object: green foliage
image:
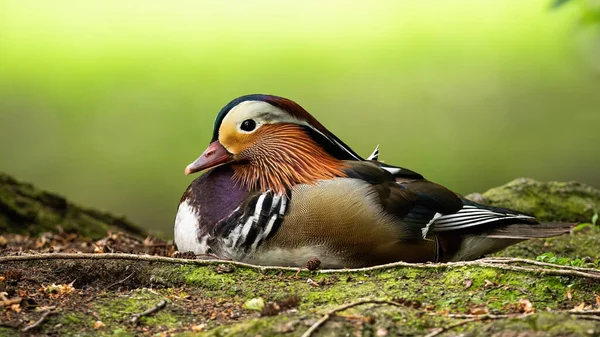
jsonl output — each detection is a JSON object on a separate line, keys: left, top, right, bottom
{"left": 536, "top": 252, "right": 600, "bottom": 268}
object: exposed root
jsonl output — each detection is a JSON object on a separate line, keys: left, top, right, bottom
{"left": 2, "top": 254, "right": 600, "bottom": 281}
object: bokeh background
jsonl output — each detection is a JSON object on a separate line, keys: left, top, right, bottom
{"left": 1, "top": 1, "right": 599, "bottom": 237}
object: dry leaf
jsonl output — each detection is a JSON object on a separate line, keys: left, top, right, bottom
{"left": 10, "top": 303, "right": 21, "bottom": 313}
{"left": 483, "top": 280, "right": 496, "bottom": 288}
{"left": 192, "top": 324, "right": 206, "bottom": 332}
{"left": 469, "top": 306, "right": 489, "bottom": 315}
{"left": 565, "top": 290, "right": 572, "bottom": 300}
{"left": 464, "top": 279, "right": 473, "bottom": 289}
{"left": 41, "top": 282, "right": 76, "bottom": 296}
{"left": 93, "top": 321, "right": 105, "bottom": 329}
{"left": 572, "top": 302, "right": 592, "bottom": 311}
{"left": 518, "top": 298, "right": 535, "bottom": 313}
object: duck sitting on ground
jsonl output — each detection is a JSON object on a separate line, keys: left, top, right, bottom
{"left": 174, "top": 94, "right": 573, "bottom": 268}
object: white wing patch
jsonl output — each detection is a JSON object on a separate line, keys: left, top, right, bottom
{"left": 422, "top": 212, "right": 443, "bottom": 238}
{"left": 433, "top": 205, "right": 535, "bottom": 231}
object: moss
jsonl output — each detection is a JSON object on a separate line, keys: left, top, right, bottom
{"left": 466, "top": 178, "right": 600, "bottom": 222}
{"left": 183, "top": 266, "right": 237, "bottom": 291}
{"left": 0, "top": 327, "right": 18, "bottom": 337}
{"left": 94, "top": 289, "right": 177, "bottom": 328}
{"left": 498, "top": 226, "right": 600, "bottom": 260}
{"left": 0, "top": 173, "right": 145, "bottom": 238}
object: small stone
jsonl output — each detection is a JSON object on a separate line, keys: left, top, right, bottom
{"left": 242, "top": 298, "right": 265, "bottom": 311}
{"left": 306, "top": 257, "right": 321, "bottom": 271}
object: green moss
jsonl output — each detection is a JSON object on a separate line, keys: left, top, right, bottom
{"left": 466, "top": 178, "right": 600, "bottom": 222}
{"left": 0, "top": 173, "right": 145, "bottom": 238}
{"left": 94, "top": 289, "right": 178, "bottom": 332}
{"left": 0, "top": 327, "right": 18, "bottom": 337}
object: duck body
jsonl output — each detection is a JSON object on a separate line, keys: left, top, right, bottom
{"left": 175, "top": 94, "right": 573, "bottom": 268}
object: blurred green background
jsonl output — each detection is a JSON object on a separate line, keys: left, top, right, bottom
{"left": 1, "top": 1, "right": 599, "bottom": 237}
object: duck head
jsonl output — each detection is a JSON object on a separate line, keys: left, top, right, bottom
{"left": 184, "top": 94, "right": 363, "bottom": 194}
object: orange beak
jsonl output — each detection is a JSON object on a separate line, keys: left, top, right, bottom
{"left": 184, "top": 141, "right": 234, "bottom": 175}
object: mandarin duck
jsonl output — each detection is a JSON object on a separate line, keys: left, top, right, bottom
{"left": 174, "top": 94, "right": 573, "bottom": 268}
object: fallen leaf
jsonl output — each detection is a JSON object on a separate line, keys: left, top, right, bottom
{"left": 10, "top": 303, "right": 21, "bottom": 313}
{"left": 464, "top": 279, "right": 473, "bottom": 289}
{"left": 572, "top": 302, "right": 593, "bottom": 311}
{"left": 565, "top": 290, "right": 572, "bottom": 300}
{"left": 469, "top": 306, "right": 489, "bottom": 315}
{"left": 483, "top": 279, "right": 496, "bottom": 288}
{"left": 517, "top": 298, "right": 535, "bottom": 313}
{"left": 93, "top": 321, "right": 105, "bottom": 329}
{"left": 192, "top": 324, "right": 206, "bottom": 332}
{"left": 41, "top": 282, "right": 75, "bottom": 297}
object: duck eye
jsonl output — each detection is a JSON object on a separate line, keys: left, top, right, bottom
{"left": 240, "top": 119, "right": 256, "bottom": 132}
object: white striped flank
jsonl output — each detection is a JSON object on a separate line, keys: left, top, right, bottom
{"left": 433, "top": 205, "right": 535, "bottom": 231}
{"left": 279, "top": 196, "right": 287, "bottom": 216}
{"left": 221, "top": 192, "right": 288, "bottom": 260}
{"left": 239, "top": 193, "right": 268, "bottom": 241}
{"left": 250, "top": 214, "right": 279, "bottom": 252}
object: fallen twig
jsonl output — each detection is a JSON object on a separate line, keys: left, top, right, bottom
{"left": 107, "top": 272, "right": 135, "bottom": 289}
{"left": 301, "top": 299, "right": 405, "bottom": 337}
{"left": 21, "top": 310, "right": 54, "bottom": 333}
{"left": 482, "top": 257, "right": 600, "bottom": 274}
{"left": 1, "top": 254, "right": 600, "bottom": 280}
{"left": 571, "top": 315, "right": 600, "bottom": 321}
{"left": 424, "top": 318, "right": 478, "bottom": 337}
{"left": 129, "top": 299, "right": 167, "bottom": 325}
{"left": 0, "top": 297, "right": 22, "bottom": 307}
{"left": 567, "top": 309, "right": 600, "bottom": 315}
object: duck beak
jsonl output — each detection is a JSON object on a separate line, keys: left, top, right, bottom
{"left": 184, "top": 141, "right": 234, "bottom": 175}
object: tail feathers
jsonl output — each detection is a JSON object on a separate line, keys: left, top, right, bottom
{"left": 485, "top": 222, "right": 575, "bottom": 240}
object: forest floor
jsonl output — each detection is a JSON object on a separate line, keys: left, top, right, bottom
{"left": 1, "top": 228, "right": 600, "bottom": 337}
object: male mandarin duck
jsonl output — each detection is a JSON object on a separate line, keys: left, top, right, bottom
{"left": 174, "top": 94, "right": 573, "bottom": 268}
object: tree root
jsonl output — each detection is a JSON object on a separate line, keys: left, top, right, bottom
{"left": 1, "top": 253, "right": 599, "bottom": 280}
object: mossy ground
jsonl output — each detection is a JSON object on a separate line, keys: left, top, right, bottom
{"left": 1, "top": 230, "right": 600, "bottom": 337}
